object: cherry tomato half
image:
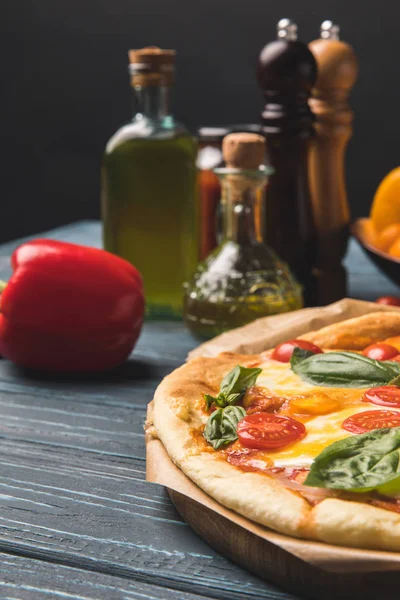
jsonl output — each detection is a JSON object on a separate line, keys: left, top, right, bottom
{"left": 362, "top": 343, "right": 399, "bottom": 361}
{"left": 376, "top": 296, "right": 400, "bottom": 306}
{"left": 271, "top": 339, "right": 323, "bottom": 363}
{"left": 237, "top": 412, "right": 306, "bottom": 450}
{"left": 342, "top": 410, "right": 400, "bottom": 434}
{"left": 363, "top": 385, "right": 400, "bottom": 408}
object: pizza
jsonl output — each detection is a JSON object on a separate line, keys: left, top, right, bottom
{"left": 152, "top": 312, "right": 400, "bottom": 552}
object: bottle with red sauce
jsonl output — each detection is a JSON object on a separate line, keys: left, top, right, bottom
{"left": 197, "top": 127, "right": 228, "bottom": 259}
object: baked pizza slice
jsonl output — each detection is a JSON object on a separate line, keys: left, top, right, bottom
{"left": 153, "top": 312, "right": 400, "bottom": 551}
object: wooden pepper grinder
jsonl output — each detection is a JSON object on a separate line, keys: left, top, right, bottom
{"left": 308, "top": 21, "right": 358, "bottom": 304}
{"left": 257, "top": 19, "right": 318, "bottom": 306}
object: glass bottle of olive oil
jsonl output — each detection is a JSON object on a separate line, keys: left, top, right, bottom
{"left": 102, "top": 47, "right": 198, "bottom": 319}
{"left": 183, "top": 133, "right": 303, "bottom": 339}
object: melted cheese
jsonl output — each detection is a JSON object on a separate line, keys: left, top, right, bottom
{"left": 257, "top": 361, "right": 315, "bottom": 392}
{"left": 255, "top": 357, "right": 400, "bottom": 468}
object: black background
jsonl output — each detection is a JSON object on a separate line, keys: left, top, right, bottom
{"left": 1, "top": 0, "right": 399, "bottom": 242}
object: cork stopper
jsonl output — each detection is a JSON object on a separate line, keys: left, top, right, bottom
{"left": 222, "top": 133, "right": 265, "bottom": 169}
{"left": 128, "top": 46, "right": 176, "bottom": 86}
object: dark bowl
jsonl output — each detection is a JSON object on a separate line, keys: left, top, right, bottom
{"left": 352, "top": 218, "right": 400, "bottom": 286}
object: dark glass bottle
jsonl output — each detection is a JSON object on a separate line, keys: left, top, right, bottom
{"left": 102, "top": 47, "right": 198, "bottom": 319}
{"left": 184, "top": 133, "right": 302, "bottom": 339}
{"left": 257, "top": 19, "right": 318, "bottom": 306}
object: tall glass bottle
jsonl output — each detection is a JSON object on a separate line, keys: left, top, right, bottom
{"left": 102, "top": 47, "right": 198, "bottom": 319}
{"left": 184, "top": 133, "right": 302, "bottom": 339}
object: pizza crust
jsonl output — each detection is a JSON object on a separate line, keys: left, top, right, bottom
{"left": 303, "top": 311, "right": 400, "bottom": 350}
{"left": 153, "top": 312, "right": 400, "bottom": 551}
{"left": 311, "top": 499, "right": 400, "bottom": 552}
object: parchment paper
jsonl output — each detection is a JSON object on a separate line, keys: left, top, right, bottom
{"left": 147, "top": 299, "right": 400, "bottom": 574}
{"left": 189, "top": 298, "right": 400, "bottom": 359}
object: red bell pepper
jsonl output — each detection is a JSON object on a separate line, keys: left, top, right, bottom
{"left": 0, "top": 239, "right": 145, "bottom": 371}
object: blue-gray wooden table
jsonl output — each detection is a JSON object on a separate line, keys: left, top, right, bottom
{"left": 1, "top": 221, "right": 398, "bottom": 600}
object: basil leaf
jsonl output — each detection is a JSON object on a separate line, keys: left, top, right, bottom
{"left": 305, "top": 427, "right": 400, "bottom": 493}
{"left": 389, "top": 374, "right": 400, "bottom": 387}
{"left": 205, "top": 365, "right": 262, "bottom": 410}
{"left": 210, "top": 393, "right": 242, "bottom": 408}
{"left": 204, "top": 406, "right": 246, "bottom": 450}
{"left": 291, "top": 351, "right": 400, "bottom": 388}
{"left": 290, "top": 347, "right": 316, "bottom": 368}
{"left": 224, "top": 392, "right": 242, "bottom": 406}
{"left": 204, "top": 392, "right": 241, "bottom": 410}
{"left": 220, "top": 366, "right": 262, "bottom": 398}
{"left": 204, "top": 394, "right": 217, "bottom": 410}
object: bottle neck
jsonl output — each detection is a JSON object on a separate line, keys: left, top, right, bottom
{"left": 218, "top": 173, "right": 266, "bottom": 245}
{"left": 133, "top": 85, "right": 172, "bottom": 121}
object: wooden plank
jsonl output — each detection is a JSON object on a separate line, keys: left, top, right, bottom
{"left": 1, "top": 552, "right": 215, "bottom": 600}
{"left": 0, "top": 350, "right": 295, "bottom": 598}
{"left": 0, "top": 438, "right": 294, "bottom": 600}
{"left": 0, "top": 388, "right": 147, "bottom": 458}
{"left": 4, "top": 220, "right": 391, "bottom": 599}
{"left": 0, "top": 321, "right": 196, "bottom": 457}
{"left": 0, "top": 221, "right": 102, "bottom": 258}
{"left": 0, "top": 321, "right": 196, "bottom": 387}
{"left": 0, "top": 220, "right": 398, "bottom": 302}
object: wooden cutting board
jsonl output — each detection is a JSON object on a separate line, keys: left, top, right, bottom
{"left": 168, "top": 488, "right": 400, "bottom": 600}
{"left": 147, "top": 396, "right": 400, "bottom": 600}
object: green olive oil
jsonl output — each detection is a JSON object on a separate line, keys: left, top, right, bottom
{"left": 183, "top": 133, "right": 303, "bottom": 339}
{"left": 101, "top": 47, "right": 198, "bottom": 319}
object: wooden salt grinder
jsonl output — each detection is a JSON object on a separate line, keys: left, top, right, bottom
{"left": 257, "top": 19, "right": 318, "bottom": 306}
{"left": 309, "top": 21, "right": 358, "bottom": 304}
